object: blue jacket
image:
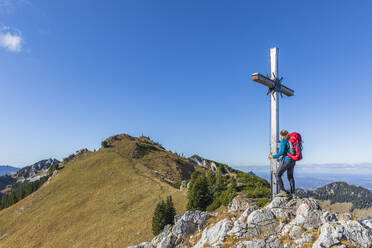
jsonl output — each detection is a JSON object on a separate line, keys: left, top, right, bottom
{"left": 273, "top": 139, "right": 293, "bottom": 162}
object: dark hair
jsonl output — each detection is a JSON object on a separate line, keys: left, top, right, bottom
{"left": 280, "top": 129, "right": 290, "bottom": 139}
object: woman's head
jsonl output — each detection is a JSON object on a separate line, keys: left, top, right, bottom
{"left": 280, "top": 129, "right": 290, "bottom": 140}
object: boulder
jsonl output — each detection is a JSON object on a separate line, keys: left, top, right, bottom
{"left": 290, "top": 199, "right": 322, "bottom": 230}
{"left": 340, "top": 220, "right": 372, "bottom": 248}
{"left": 193, "top": 219, "right": 232, "bottom": 248}
{"left": 151, "top": 211, "right": 210, "bottom": 248}
{"left": 321, "top": 211, "right": 338, "bottom": 224}
{"left": 360, "top": 219, "right": 372, "bottom": 229}
{"left": 312, "top": 223, "right": 344, "bottom": 248}
{"left": 228, "top": 206, "right": 258, "bottom": 238}
{"left": 228, "top": 195, "right": 253, "bottom": 213}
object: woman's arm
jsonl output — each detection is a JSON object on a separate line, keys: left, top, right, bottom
{"left": 273, "top": 140, "right": 287, "bottom": 159}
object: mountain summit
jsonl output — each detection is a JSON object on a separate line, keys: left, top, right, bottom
{"left": 2, "top": 134, "right": 262, "bottom": 247}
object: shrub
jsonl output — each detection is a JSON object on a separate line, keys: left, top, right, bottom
{"left": 257, "top": 197, "right": 270, "bottom": 208}
{"left": 101, "top": 140, "right": 109, "bottom": 148}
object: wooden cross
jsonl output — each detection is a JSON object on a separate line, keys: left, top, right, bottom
{"left": 251, "top": 47, "right": 294, "bottom": 199}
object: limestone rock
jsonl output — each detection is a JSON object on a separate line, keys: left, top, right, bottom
{"left": 340, "top": 220, "right": 372, "bottom": 248}
{"left": 360, "top": 219, "right": 372, "bottom": 229}
{"left": 236, "top": 237, "right": 280, "bottom": 248}
{"left": 130, "top": 195, "right": 372, "bottom": 248}
{"left": 151, "top": 211, "right": 210, "bottom": 248}
{"left": 228, "top": 206, "right": 258, "bottom": 238}
{"left": 321, "top": 211, "right": 338, "bottom": 224}
{"left": 312, "top": 223, "right": 344, "bottom": 248}
{"left": 193, "top": 219, "right": 232, "bottom": 248}
{"left": 290, "top": 199, "right": 322, "bottom": 230}
{"left": 179, "top": 181, "right": 186, "bottom": 191}
{"left": 128, "top": 242, "right": 153, "bottom": 248}
{"left": 228, "top": 195, "right": 253, "bottom": 213}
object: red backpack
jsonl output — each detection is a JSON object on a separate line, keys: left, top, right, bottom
{"left": 287, "top": 132, "right": 303, "bottom": 161}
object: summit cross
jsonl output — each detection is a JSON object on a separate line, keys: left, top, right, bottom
{"left": 251, "top": 47, "right": 294, "bottom": 199}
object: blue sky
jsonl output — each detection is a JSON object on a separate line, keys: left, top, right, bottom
{"left": 0, "top": 0, "right": 372, "bottom": 168}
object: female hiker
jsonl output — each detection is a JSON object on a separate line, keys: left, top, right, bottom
{"left": 268, "top": 129, "right": 296, "bottom": 197}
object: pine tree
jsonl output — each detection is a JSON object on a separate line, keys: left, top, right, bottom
{"left": 215, "top": 167, "right": 225, "bottom": 191}
{"left": 8, "top": 194, "right": 14, "bottom": 205}
{"left": 152, "top": 200, "right": 167, "bottom": 235}
{"left": 206, "top": 170, "right": 216, "bottom": 190}
{"left": 165, "top": 196, "right": 176, "bottom": 225}
{"left": 187, "top": 174, "right": 211, "bottom": 211}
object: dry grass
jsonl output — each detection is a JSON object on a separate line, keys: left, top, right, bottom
{"left": 318, "top": 200, "right": 372, "bottom": 220}
{"left": 339, "top": 240, "right": 357, "bottom": 248}
{"left": 0, "top": 135, "right": 191, "bottom": 248}
{"left": 280, "top": 233, "right": 292, "bottom": 245}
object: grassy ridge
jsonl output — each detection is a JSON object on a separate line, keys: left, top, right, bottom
{"left": 0, "top": 135, "right": 188, "bottom": 248}
{"left": 0, "top": 134, "right": 270, "bottom": 248}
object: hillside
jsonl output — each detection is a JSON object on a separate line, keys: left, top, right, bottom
{"left": 0, "top": 134, "right": 267, "bottom": 248}
{"left": 0, "top": 158, "right": 59, "bottom": 197}
{"left": 296, "top": 181, "right": 372, "bottom": 210}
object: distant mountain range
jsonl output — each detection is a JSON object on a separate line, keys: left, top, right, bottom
{"left": 0, "top": 158, "right": 60, "bottom": 195}
{"left": 0, "top": 165, "right": 20, "bottom": 176}
{"left": 236, "top": 164, "right": 372, "bottom": 190}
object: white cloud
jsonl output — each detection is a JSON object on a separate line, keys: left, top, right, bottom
{"left": 0, "top": 27, "right": 23, "bottom": 52}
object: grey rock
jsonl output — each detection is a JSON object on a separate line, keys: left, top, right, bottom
{"left": 312, "top": 223, "right": 344, "bottom": 248}
{"left": 128, "top": 242, "right": 153, "bottom": 248}
{"left": 293, "top": 232, "right": 314, "bottom": 246}
{"left": 265, "top": 196, "right": 288, "bottom": 210}
{"left": 321, "top": 211, "right": 338, "bottom": 224}
{"left": 288, "top": 225, "right": 303, "bottom": 240}
{"left": 179, "top": 181, "right": 186, "bottom": 191}
{"left": 236, "top": 237, "right": 280, "bottom": 248}
{"left": 360, "top": 219, "right": 372, "bottom": 229}
{"left": 340, "top": 220, "right": 372, "bottom": 248}
{"left": 290, "top": 199, "right": 322, "bottom": 230}
{"left": 193, "top": 219, "right": 232, "bottom": 248}
{"left": 228, "top": 206, "right": 258, "bottom": 238}
{"left": 266, "top": 197, "right": 291, "bottom": 219}
{"left": 186, "top": 182, "right": 191, "bottom": 189}
{"left": 228, "top": 195, "right": 253, "bottom": 213}
{"left": 150, "top": 211, "right": 210, "bottom": 248}
{"left": 247, "top": 209, "right": 275, "bottom": 227}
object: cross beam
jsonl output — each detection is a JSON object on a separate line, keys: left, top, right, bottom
{"left": 251, "top": 47, "right": 294, "bottom": 199}
{"left": 252, "top": 73, "right": 294, "bottom": 96}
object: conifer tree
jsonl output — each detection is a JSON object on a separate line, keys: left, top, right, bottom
{"left": 187, "top": 174, "right": 211, "bottom": 211}
{"left": 206, "top": 170, "right": 216, "bottom": 190}
{"left": 152, "top": 200, "right": 167, "bottom": 235}
{"left": 165, "top": 196, "right": 176, "bottom": 225}
{"left": 215, "top": 167, "right": 225, "bottom": 191}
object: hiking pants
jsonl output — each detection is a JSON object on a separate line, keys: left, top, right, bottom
{"left": 275, "top": 160, "right": 296, "bottom": 193}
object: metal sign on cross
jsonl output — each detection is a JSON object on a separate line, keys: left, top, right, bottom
{"left": 251, "top": 47, "right": 294, "bottom": 199}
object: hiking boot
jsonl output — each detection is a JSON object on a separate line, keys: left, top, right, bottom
{"left": 276, "top": 190, "right": 288, "bottom": 197}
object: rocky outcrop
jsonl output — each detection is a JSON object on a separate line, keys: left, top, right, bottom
{"left": 228, "top": 194, "right": 255, "bottom": 213}
{"left": 16, "top": 158, "right": 60, "bottom": 183}
{"left": 129, "top": 211, "right": 210, "bottom": 248}
{"left": 129, "top": 196, "right": 372, "bottom": 248}
{"left": 189, "top": 155, "right": 230, "bottom": 175}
